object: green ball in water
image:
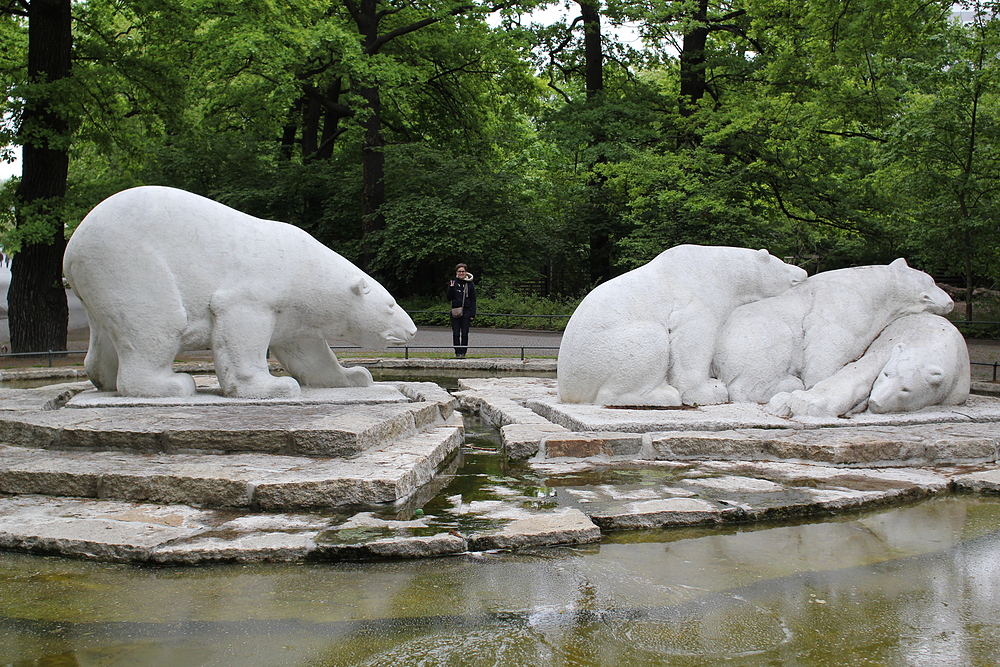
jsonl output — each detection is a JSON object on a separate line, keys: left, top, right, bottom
{"left": 414, "top": 509, "right": 424, "bottom": 516}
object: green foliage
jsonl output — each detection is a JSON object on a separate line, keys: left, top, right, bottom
{"left": 8, "top": 0, "right": 1000, "bottom": 325}
{"left": 374, "top": 142, "right": 546, "bottom": 292}
{"left": 400, "top": 289, "right": 580, "bottom": 331}
{"left": 473, "top": 289, "right": 579, "bottom": 331}
{"left": 872, "top": 3, "right": 1000, "bottom": 316}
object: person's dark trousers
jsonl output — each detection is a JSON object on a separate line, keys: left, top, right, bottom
{"left": 451, "top": 313, "right": 471, "bottom": 356}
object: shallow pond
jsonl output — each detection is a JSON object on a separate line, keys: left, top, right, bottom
{"left": 2, "top": 494, "right": 999, "bottom": 666}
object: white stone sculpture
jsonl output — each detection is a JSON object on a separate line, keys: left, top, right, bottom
{"left": 714, "top": 259, "right": 954, "bottom": 404}
{"left": 557, "top": 245, "right": 807, "bottom": 406}
{"left": 64, "top": 186, "right": 417, "bottom": 398}
{"left": 765, "top": 313, "right": 969, "bottom": 417}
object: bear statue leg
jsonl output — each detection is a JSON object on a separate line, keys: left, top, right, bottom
{"left": 590, "top": 322, "right": 680, "bottom": 406}
{"left": 210, "top": 305, "right": 301, "bottom": 398}
{"left": 114, "top": 330, "right": 197, "bottom": 398}
{"left": 84, "top": 319, "right": 119, "bottom": 392}
{"left": 271, "top": 338, "right": 373, "bottom": 388}
{"left": 670, "top": 325, "right": 730, "bottom": 405}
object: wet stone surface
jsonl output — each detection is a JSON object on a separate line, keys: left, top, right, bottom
{"left": 454, "top": 377, "right": 1000, "bottom": 466}
{"left": 2, "top": 372, "right": 1000, "bottom": 563}
{"left": 533, "top": 460, "right": 956, "bottom": 530}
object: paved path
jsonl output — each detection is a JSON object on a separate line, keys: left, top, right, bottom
{"left": 387, "top": 326, "right": 562, "bottom": 357}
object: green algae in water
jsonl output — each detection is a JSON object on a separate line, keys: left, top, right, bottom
{"left": 544, "top": 464, "right": 692, "bottom": 488}
{"left": 4, "top": 496, "right": 1000, "bottom": 666}
{"left": 317, "top": 526, "right": 398, "bottom": 546}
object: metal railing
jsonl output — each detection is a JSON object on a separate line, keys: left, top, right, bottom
{"left": 331, "top": 344, "right": 560, "bottom": 361}
{"left": 972, "top": 361, "right": 1000, "bottom": 382}
{"left": 952, "top": 320, "right": 1000, "bottom": 337}
{"left": 0, "top": 349, "right": 82, "bottom": 367}
{"left": 407, "top": 310, "right": 571, "bottom": 329}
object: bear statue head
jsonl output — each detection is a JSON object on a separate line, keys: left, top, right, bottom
{"left": 342, "top": 275, "right": 418, "bottom": 350}
{"left": 868, "top": 343, "right": 951, "bottom": 414}
{"left": 755, "top": 248, "right": 808, "bottom": 297}
{"left": 889, "top": 258, "right": 954, "bottom": 316}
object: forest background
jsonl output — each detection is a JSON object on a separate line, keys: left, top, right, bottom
{"left": 2, "top": 0, "right": 1000, "bottom": 352}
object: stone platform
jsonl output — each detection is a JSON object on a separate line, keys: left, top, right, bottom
{"left": 0, "top": 377, "right": 603, "bottom": 562}
{"left": 455, "top": 377, "right": 1000, "bottom": 465}
{"left": 2, "top": 371, "right": 1000, "bottom": 564}
{"left": 449, "top": 376, "right": 1000, "bottom": 531}
{"left": 0, "top": 378, "right": 463, "bottom": 507}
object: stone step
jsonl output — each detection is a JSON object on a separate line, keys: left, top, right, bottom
{"left": 0, "top": 419, "right": 463, "bottom": 510}
{"left": 0, "top": 495, "right": 599, "bottom": 564}
{"left": 0, "top": 381, "right": 457, "bottom": 458}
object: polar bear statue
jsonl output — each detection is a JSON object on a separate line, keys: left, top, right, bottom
{"left": 714, "top": 259, "right": 954, "bottom": 404}
{"left": 765, "top": 313, "right": 969, "bottom": 417}
{"left": 64, "top": 186, "right": 417, "bottom": 398}
{"left": 557, "top": 245, "right": 807, "bottom": 406}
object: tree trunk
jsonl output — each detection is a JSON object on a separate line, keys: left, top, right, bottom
{"left": 9, "top": 0, "right": 72, "bottom": 354}
{"left": 579, "top": 0, "right": 603, "bottom": 99}
{"left": 964, "top": 229, "right": 974, "bottom": 321}
{"left": 679, "top": 0, "right": 709, "bottom": 118}
{"left": 279, "top": 98, "right": 302, "bottom": 162}
{"left": 576, "top": 0, "right": 611, "bottom": 284}
{"left": 302, "top": 96, "right": 322, "bottom": 161}
{"left": 316, "top": 78, "right": 345, "bottom": 161}
{"left": 359, "top": 84, "right": 385, "bottom": 272}
{"left": 356, "top": 0, "right": 384, "bottom": 272}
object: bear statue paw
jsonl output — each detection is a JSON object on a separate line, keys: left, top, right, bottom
{"left": 764, "top": 392, "right": 793, "bottom": 417}
{"left": 118, "top": 371, "right": 197, "bottom": 398}
{"left": 225, "top": 375, "right": 302, "bottom": 399}
{"left": 681, "top": 380, "right": 729, "bottom": 406}
{"left": 784, "top": 390, "right": 841, "bottom": 418}
{"left": 342, "top": 365, "right": 374, "bottom": 387}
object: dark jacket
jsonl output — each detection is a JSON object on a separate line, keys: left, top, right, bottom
{"left": 447, "top": 274, "right": 476, "bottom": 317}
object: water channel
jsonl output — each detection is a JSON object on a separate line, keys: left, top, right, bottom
{"left": 2, "top": 370, "right": 1000, "bottom": 665}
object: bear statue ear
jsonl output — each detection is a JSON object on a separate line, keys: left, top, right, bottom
{"left": 922, "top": 365, "right": 945, "bottom": 386}
{"left": 889, "top": 257, "right": 909, "bottom": 270}
{"left": 351, "top": 277, "right": 371, "bottom": 296}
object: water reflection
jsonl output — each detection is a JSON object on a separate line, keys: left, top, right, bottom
{"left": 2, "top": 495, "right": 999, "bottom": 666}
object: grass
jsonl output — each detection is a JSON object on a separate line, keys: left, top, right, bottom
{"left": 400, "top": 289, "right": 580, "bottom": 332}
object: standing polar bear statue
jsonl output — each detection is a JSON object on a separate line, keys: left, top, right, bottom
{"left": 713, "top": 259, "right": 955, "bottom": 404}
{"left": 64, "top": 186, "right": 417, "bottom": 399}
{"left": 557, "top": 245, "right": 807, "bottom": 406}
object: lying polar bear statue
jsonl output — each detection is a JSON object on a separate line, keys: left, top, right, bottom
{"left": 64, "top": 186, "right": 417, "bottom": 398}
{"left": 557, "top": 245, "right": 807, "bottom": 406}
{"left": 714, "top": 259, "right": 954, "bottom": 404}
{"left": 765, "top": 313, "right": 969, "bottom": 417}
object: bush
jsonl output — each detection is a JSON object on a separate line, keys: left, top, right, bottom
{"left": 946, "top": 292, "right": 1000, "bottom": 339}
{"left": 399, "top": 290, "right": 580, "bottom": 331}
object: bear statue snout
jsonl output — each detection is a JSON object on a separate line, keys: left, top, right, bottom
{"left": 382, "top": 318, "right": 417, "bottom": 345}
{"left": 384, "top": 325, "right": 417, "bottom": 345}
{"left": 922, "top": 283, "right": 954, "bottom": 315}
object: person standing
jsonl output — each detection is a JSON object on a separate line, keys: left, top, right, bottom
{"left": 447, "top": 263, "right": 476, "bottom": 359}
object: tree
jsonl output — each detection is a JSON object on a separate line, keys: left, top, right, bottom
{"left": 340, "top": 0, "right": 502, "bottom": 271}
{"left": 2, "top": 0, "right": 72, "bottom": 353}
{"left": 879, "top": 1, "right": 1000, "bottom": 319}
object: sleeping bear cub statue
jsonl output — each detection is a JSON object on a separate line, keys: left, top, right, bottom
{"left": 713, "top": 259, "right": 954, "bottom": 404}
{"left": 765, "top": 313, "right": 970, "bottom": 418}
{"left": 64, "top": 186, "right": 417, "bottom": 398}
